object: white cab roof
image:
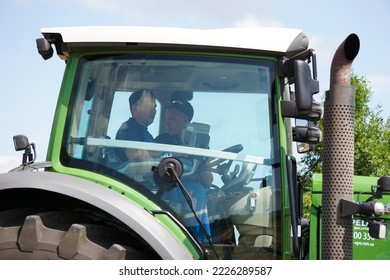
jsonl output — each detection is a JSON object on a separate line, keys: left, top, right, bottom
{"left": 41, "top": 26, "right": 308, "bottom": 57}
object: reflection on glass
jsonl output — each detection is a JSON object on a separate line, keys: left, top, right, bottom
{"left": 63, "top": 54, "right": 281, "bottom": 259}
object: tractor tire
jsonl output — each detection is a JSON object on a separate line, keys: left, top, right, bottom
{"left": 0, "top": 208, "right": 157, "bottom": 260}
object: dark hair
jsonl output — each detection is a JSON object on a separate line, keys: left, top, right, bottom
{"left": 168, "top": 100, "right": 194, "bottom": 122}
{"left": 129, "top": 89, "right": 155, "bottom": 110}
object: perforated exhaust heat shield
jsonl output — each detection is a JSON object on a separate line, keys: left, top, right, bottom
{"left": 321, "top": 34, "right": 359, "bottom": 260}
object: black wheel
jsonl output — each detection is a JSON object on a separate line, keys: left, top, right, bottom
{"left": 0, "top": 208, "right": 160, "bottom": 260}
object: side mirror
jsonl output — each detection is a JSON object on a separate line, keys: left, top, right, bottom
{"left": 294, "top": 60, "right": 319, "bottom": 113}
{"left": 13, "top": 134, "right": 36, "bottom": 165}
{"left": 296, "top": 143, "right": 315, "bottom": 154}
{"left": 292, "top": 123, "right": 322, "bottom": 144}
{"left": 281, "top": 49, "right": 320, "bottom": 117}
{"left": 13, "top": 134, "right": 30, "bottom": 151}
{"left": 281, "top": 99, "right": 323, "bottom": 122}
{"left": 36, "top": 38, "right": 53, "bottom": 60}
{"left": 293, "top": 120, "right": 321, "bottom": 154}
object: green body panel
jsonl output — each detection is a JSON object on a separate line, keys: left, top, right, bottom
{"left": 311, "top": 173, "right": 390, "bottom": 259}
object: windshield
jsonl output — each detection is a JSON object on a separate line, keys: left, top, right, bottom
{"left": 62, "top": 53, "right": 281, "bottom": 259}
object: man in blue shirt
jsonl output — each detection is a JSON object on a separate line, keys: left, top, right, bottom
{"left": 115, "top": 89, "right": 157, "bottom": 161}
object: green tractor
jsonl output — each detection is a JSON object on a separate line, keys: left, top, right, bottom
{"left": 0, "top": 26, "right": 387, "bottom": 260}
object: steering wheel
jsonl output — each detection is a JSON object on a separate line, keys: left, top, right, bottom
{"left": 222, "top": 144, "right": 244, "bottom": 153}
{"left": 207, "top": 144, "right": 243, "bottom": 176}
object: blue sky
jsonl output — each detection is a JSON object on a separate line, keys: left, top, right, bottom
{"left": 1, "top": 0, "right": 389, "bottom": 172}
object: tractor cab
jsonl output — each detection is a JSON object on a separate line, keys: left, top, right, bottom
{"left": 62, "top": 53, "right": 279, "bottom": 258}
